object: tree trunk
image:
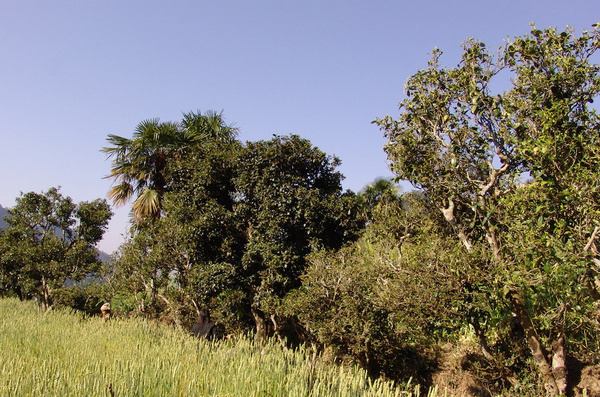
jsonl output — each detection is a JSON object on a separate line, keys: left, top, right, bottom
{"left": 485, "top": 229, "right": 500, "bottom": 262}
{"left": 440, "top": 199, "right": 472, "bottom": 252}
{"left": 251, "top": 308, "right": 270, "bottom": 342}
{"left": 270, "top": 314, "right": 287, "bottom": 347}
{"left": 472, "top": 321, "right": 496, "bottom": 363}
{"left": 157, "top": 293, "right": 182, "bottom": 329}
{"left": 552, "top": 334, "right": 568, "bottom": 395}
{"left": 506, "top": 289, "right": 560, "bottom": 396}
{"left": 41, "top": 276, "right": 52, "bottom": 310}
{"left": 583, "top": 227, "right": 600, "bottom": 301}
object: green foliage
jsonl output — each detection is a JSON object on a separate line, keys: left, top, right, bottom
{"left": 0, "top": 188, "right": 112, "bottom": 309}
{"left": 284, "top": 192, "right": 466, "bottom": 383}
{"left": 102, "top": 110, "right": 238, "bottom": 223}
{"left": 236, "top": 135, "right": 363, "bottom": 315}
{"left": 107, "top": 130, "right": 363, "bottom": 335}
{"left": 375, "top": 24, "right": 600, "bottom": 394}
{"left": 357, "top": 177, "right": 402, "bottom": 224}
{"left": 496, "top": 25, "right": 600, "bottom": 364}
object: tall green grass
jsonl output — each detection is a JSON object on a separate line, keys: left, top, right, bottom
{"left": 0, "top": 298, "right": 439, "bottom": 396}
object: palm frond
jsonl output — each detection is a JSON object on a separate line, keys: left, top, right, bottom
{"left": 181, "top": 109, "right": 239, "bottom": 142}
{"left": 132, "top": 187, "right": 160, "bottom": 221}
{"left": 134, "top": 118, "right": 161, "bottom": 140}
{"left": 107, "top": 182, "right": 134, "bottom": 207}
{"left": 102, "top": 135, "right": 132, "bottom": 158}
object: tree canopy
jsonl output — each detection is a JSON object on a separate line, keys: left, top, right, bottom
{"left": 105, "top": 119, "right": 363, "bottom": 337}
{"left": 102, "top": 110, "right": 238, "bottom": 223}
{"left": 375, "top": 24, "right": 600, "bottom": 395}
{"left": 0, "top": 188, "right": 112, "bottom": 309}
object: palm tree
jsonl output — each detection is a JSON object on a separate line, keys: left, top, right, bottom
{"left": 102, "top": 111, "right": 238, "bottom": 223}
{"left": 181, "top": 110, "right": 238, "bottom": 143}
{"left": 358, "top": 178, "right": 401, "bottom": 221}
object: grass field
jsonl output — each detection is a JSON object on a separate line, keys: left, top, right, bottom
{"left": 0, "top": 298, "right": 440, "bottom": 396}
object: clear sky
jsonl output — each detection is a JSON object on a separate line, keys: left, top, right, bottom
{"left": 1, "top": 1, "right": 598, "bottom": 254}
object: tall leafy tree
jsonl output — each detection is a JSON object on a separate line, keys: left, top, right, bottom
{"left": 0, "top": 188, "right": 112, "bottom": 309}
{"left": 234, "top": 135, "right": 363, "bottom": 337}
{"left": 109, "top": 134, "right": 363, "bottom": 338}
{"left": 375, "top": 25, "right": 600, "bottom": 395}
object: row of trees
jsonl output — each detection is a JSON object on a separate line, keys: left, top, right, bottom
{"left": 101, "top": 111, "right": 364, "bottom": 338}
{"left": 1, "top": 24, "right": 599, "bottom": 396}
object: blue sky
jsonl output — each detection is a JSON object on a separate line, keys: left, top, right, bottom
{"left": 1, "top": 1, "right": 598, "bottom": 253}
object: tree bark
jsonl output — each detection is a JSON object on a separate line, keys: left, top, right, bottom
{"left": 41, "top": 275, "right": 52, "bottom": 310}
{"left": 251, "top": 308, "right": 270, "bottom": 341}
{"left": 157, "top": 293, "right": 182, "bottom": 329}
{"left": 472, "top": 321, "right": 496, "bottom": 363}
{"left": 270, "top": 314, "right": 287, "bottom": 347}
{"left": 583, "top": 227, "right": 600, "bottom": 301}
{"left": 506, "top": 289, "right": 559, "bottom": 396}
{"left": 485, "top": 229, "right": 500, "bottom": 262}
{"left": 440, "top": 199, "right": 472, "bottom": 252}
{"left": 551, "top": 334, "right": 568, "bottom": 395}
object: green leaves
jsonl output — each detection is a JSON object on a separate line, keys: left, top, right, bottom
{"left": 377, "top": 25, "right": 600, "bottom": 388}
{"left": 109, "top": 132, "right": 362, "bottom": 333}
{"left": 0, "top": 188, "right": 112, "bottom": 308}
{"left": 102, "top": 110, "right": 238, "bottom": 223}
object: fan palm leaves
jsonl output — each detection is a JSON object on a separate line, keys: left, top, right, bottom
{"left": 358, "top": 178, "right": 402, "bottom": 222}
{"left": 102, "top": 111, "right": 238, "bottom": 223}
{"left": 102, "top": 119, "right": 179, "bottom": 222}
{"left": 181, "top": 110, "right": 239, "bottom": 143}
{"left": 359, "top": 178, "right": 400, "bottom": 208}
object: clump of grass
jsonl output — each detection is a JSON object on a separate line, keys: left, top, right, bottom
{"left": 0, "top": 298, "right": 438, "bottom": 396}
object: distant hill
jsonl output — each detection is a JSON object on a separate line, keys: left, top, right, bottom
{"left": 0, "top": 205, "right": 9, "bottom": 229}
{"left": 97, "top": 250, "right": 112, "bottom": 263}
{"left": 0, "top": 204, "right": 111, "bottom": 263}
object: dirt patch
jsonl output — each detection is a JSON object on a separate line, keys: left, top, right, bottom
{"left": 573, "top": 364, "right": 600, "bottom": 397}
{"left": 430, "top": 342, "right": 599, "bottom": 396}
{"left": 431, "top": 343, "right": 492, "bottom": 397}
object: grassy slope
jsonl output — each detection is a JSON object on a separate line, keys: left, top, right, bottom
{"left": 0, "top": 298, "right": 433, "bottom": 397}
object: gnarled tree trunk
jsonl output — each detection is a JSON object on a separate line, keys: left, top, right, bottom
{"left": 506, "top": 289, "right": 560, "bottom": 396}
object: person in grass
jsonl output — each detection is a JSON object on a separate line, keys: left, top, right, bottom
{"left": 100, "top": 302, "right": 111, "bottom": 320}
{"left": 191, "top": 309, "right": 217, "bottom": 340}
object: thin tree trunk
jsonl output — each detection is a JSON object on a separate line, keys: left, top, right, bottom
{"left": 486, "top": 229, "right": 500, "bottom": 261}
{"left": 472, "top": 321, "right": 496, "bottom": 363}
{"left": 189, "top": 297, "right": 201, "bottom": 319}
{"left": 251, "top": 308, "right": 270, "bottom": 341}
{"left": 157, "top": 293, "right": 182, "bottom": 329}
{"left": 506, "top": 289, "right": 559, "bottom": 396}
{"left": 41, "top": 276, "right": 52, "bottom": 310}
{"left": 583, "top": 227, "right": 600, "bottom": 301}
{"left": 552, "top": 334, "right": 567, "bottom": 395}
{"left": 270, "top": 315, "right": 288, "bottom": 347}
